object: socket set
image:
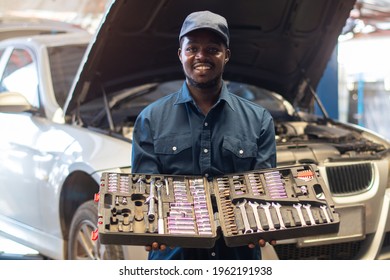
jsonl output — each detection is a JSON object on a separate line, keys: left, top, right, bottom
{"left": 94, "top": 164, "right": 340, "bottom": 248}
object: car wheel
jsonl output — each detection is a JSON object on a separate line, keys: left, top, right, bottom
{"left": 68, "top": 200, "right": 124, "bottom": 260}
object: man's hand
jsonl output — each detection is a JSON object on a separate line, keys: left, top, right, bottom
{"left": 145, "top": 240, "right": 275, "bottom": 251}
{"left": 145, "top": 242, "right": 167, "bottom": 251}
{"left": 248, "top": 239, "right": 276, "bottom": 249}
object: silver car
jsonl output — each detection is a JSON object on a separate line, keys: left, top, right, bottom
{"left": 1, "top": 0, "right": 390, "bottom": 260}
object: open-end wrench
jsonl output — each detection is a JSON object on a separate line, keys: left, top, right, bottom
{"left": 156, "top": 181, "right": 164, "bottom": 234}
{"left": 248, "top": 201, "right": 263, "bottom": 232}
{"left": 260, "top": 202, "right": 275, "bottom": 231}
{"left": 293, "top": 203, "right": 307, "bottom": 227}
{"left": 320, "top": 205, "right": 332, "bottom": 223}
{"left": 236, "top": 199, "right": 254, "bottom": 234}
{"left": 303, "top": 204, "right": 316, "bottom": 225}
{"left": 271, "top": 202, "right": 286, "bottom": 229}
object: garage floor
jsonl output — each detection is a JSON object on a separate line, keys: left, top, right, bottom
{"left": 0, "top": 235, "right": 43, "bottom": 260}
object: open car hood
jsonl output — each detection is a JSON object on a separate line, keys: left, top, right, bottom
{"left": 65, "top": 0, "right": 355, "bottom": 114}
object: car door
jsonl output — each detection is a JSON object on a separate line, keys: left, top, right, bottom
{"left": 0, "top": 45, "right": 45, "bottom": 229}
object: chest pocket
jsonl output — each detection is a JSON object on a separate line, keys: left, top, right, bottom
{"left": 222, "top": 136, "right": 257, "bottom": 158}
{"left": 154, "top": 133, "right": 193, "bottom": 174}
{"left": 221, "top": 136, "right": 257, "bottom": 172}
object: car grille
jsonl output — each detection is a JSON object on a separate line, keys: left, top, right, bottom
{"left": 325, "top": 163, "right": 373, "bottom": 195}
{"left": 274, "top": 241, "right": 363, "bottom": 260}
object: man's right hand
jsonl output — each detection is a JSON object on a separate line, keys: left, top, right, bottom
{"left": 145, "top": 242, "right": 168, "bottom": 251}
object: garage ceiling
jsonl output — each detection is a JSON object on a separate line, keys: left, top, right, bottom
{"left": 0, "top": 0, "right": 110, "bottom": 33}
{"left": 348, "top": 0, "right": 390, "bottom": 36}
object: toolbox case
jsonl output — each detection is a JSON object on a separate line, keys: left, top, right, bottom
{"left": 95, "top": 164, "right": 340, "bottom": 248}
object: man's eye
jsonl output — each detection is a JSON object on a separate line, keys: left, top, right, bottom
{"left": 208, "top": 48, "right": 219, "bottom": 54}
{"left": 186, "top": 47, "right": 197, "bottom": 52}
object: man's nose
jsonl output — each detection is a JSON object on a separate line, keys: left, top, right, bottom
{"left": 195, "top": 48, "right": 208, "bottom": 59}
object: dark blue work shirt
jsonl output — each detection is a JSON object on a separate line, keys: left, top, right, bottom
{"left": 131, "top": 81, "right": 276, "bottom": 260}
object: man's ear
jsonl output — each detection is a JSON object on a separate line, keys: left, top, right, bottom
{"left": 178, "top": 48, "right": 182, "bottom": 63}
{"left": 224, "top": 48, "right": 231, "bottom": 64}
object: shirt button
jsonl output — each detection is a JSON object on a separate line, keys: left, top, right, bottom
{"left": 172, "top": 146, "right": 177, "bottom": 151}
{"left": 204, "top": 148, "right": 208, "bottom": 153}
{"left": 239, "top": 149, "right": 244, "bottom": 155}
{"left": 204, "top": 122, "right": 208, "bottom": 127}
{"left": 205, "top": 173, "right": 209, "bottom": 178}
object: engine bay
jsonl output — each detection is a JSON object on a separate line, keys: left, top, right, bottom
{"left": 275, "top": 121, "right": 387, "bottom": 166}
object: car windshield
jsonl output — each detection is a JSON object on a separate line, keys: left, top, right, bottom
{"left": 47, "top": 44, "right": 87, "bottom": 107}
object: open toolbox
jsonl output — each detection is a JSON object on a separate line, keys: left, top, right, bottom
{"left": 94, "top": 164, "right": 340, "bottom": 248}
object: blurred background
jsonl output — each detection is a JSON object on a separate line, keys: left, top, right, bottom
{"left": 0, "top": 0, "right": 109, "bottom": 33}
{"left": 1, "top": 0, "right": 390, "bottom": 258}
{"left": 1, "top": 0, "right": 390, "bottom": 135}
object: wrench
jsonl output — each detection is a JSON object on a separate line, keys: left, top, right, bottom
{"left": 248, "top": 201, "right": 263, "bottom": 232}
{"left": 156, "top": 181, "right": 165, "bottom": 234}
{"left": 303, "top": 204, "right": 316, "bottom": 225}
{"left": 320, "top": 205, "right": 332, "bottom": 223}
{"left": 164, "top": 178, "right": 170, "bottom": 197}
{"left": 137, "top": 177, "right": 146, "bottom": 193}
{"left": 260, "top": 202, "right": 275, "bottom": 231}
{"left": 236, "top": 199, "right": 254, "bottom": 234}
{"left": 146, "top": 179, "right": 157, "bottom": 222}
{"left": 293, "top": 203, "right": 307, "bottom": 227}
{"left": 271, "top": 202, "right": 286, "bottom": 229}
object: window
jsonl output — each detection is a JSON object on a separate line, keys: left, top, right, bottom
{"left": 0, "top": 48, "right": 39, "bottom": 108}
{"left": 48, "top": 44, "right": 87, "bottom": 107}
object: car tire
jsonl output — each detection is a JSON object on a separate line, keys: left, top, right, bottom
{"left": 68, "top": 200, "right": 124, "bottom": 260}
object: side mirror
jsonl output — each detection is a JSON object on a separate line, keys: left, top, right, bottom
{"left": 0, "top": 92, "right": 38, "bottom": 113}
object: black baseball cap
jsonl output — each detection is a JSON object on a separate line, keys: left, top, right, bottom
{"left": 179, "top": 11, "right": 230, "bottom": 47}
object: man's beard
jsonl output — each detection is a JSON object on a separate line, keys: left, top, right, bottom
{"left": 185, "top": 74, "right": 221, "bottom": 89}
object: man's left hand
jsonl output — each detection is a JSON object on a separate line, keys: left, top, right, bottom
{"left": 248, "top": 239, "right": 276, "bottom": 248}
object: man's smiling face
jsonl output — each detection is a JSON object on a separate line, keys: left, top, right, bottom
{"left": 178, "top": 29, "right": 230, "bottom": 89}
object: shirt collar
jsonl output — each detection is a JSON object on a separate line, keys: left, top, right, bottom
{"left": 174, "top": 81, "right": 235, "bottom": 111}
{"left": 174, "top": 82, "right": 193, "bottom": 104}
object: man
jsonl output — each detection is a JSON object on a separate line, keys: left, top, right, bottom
{"left": 132, "top": 11, "right": 276, "bottom": 260}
